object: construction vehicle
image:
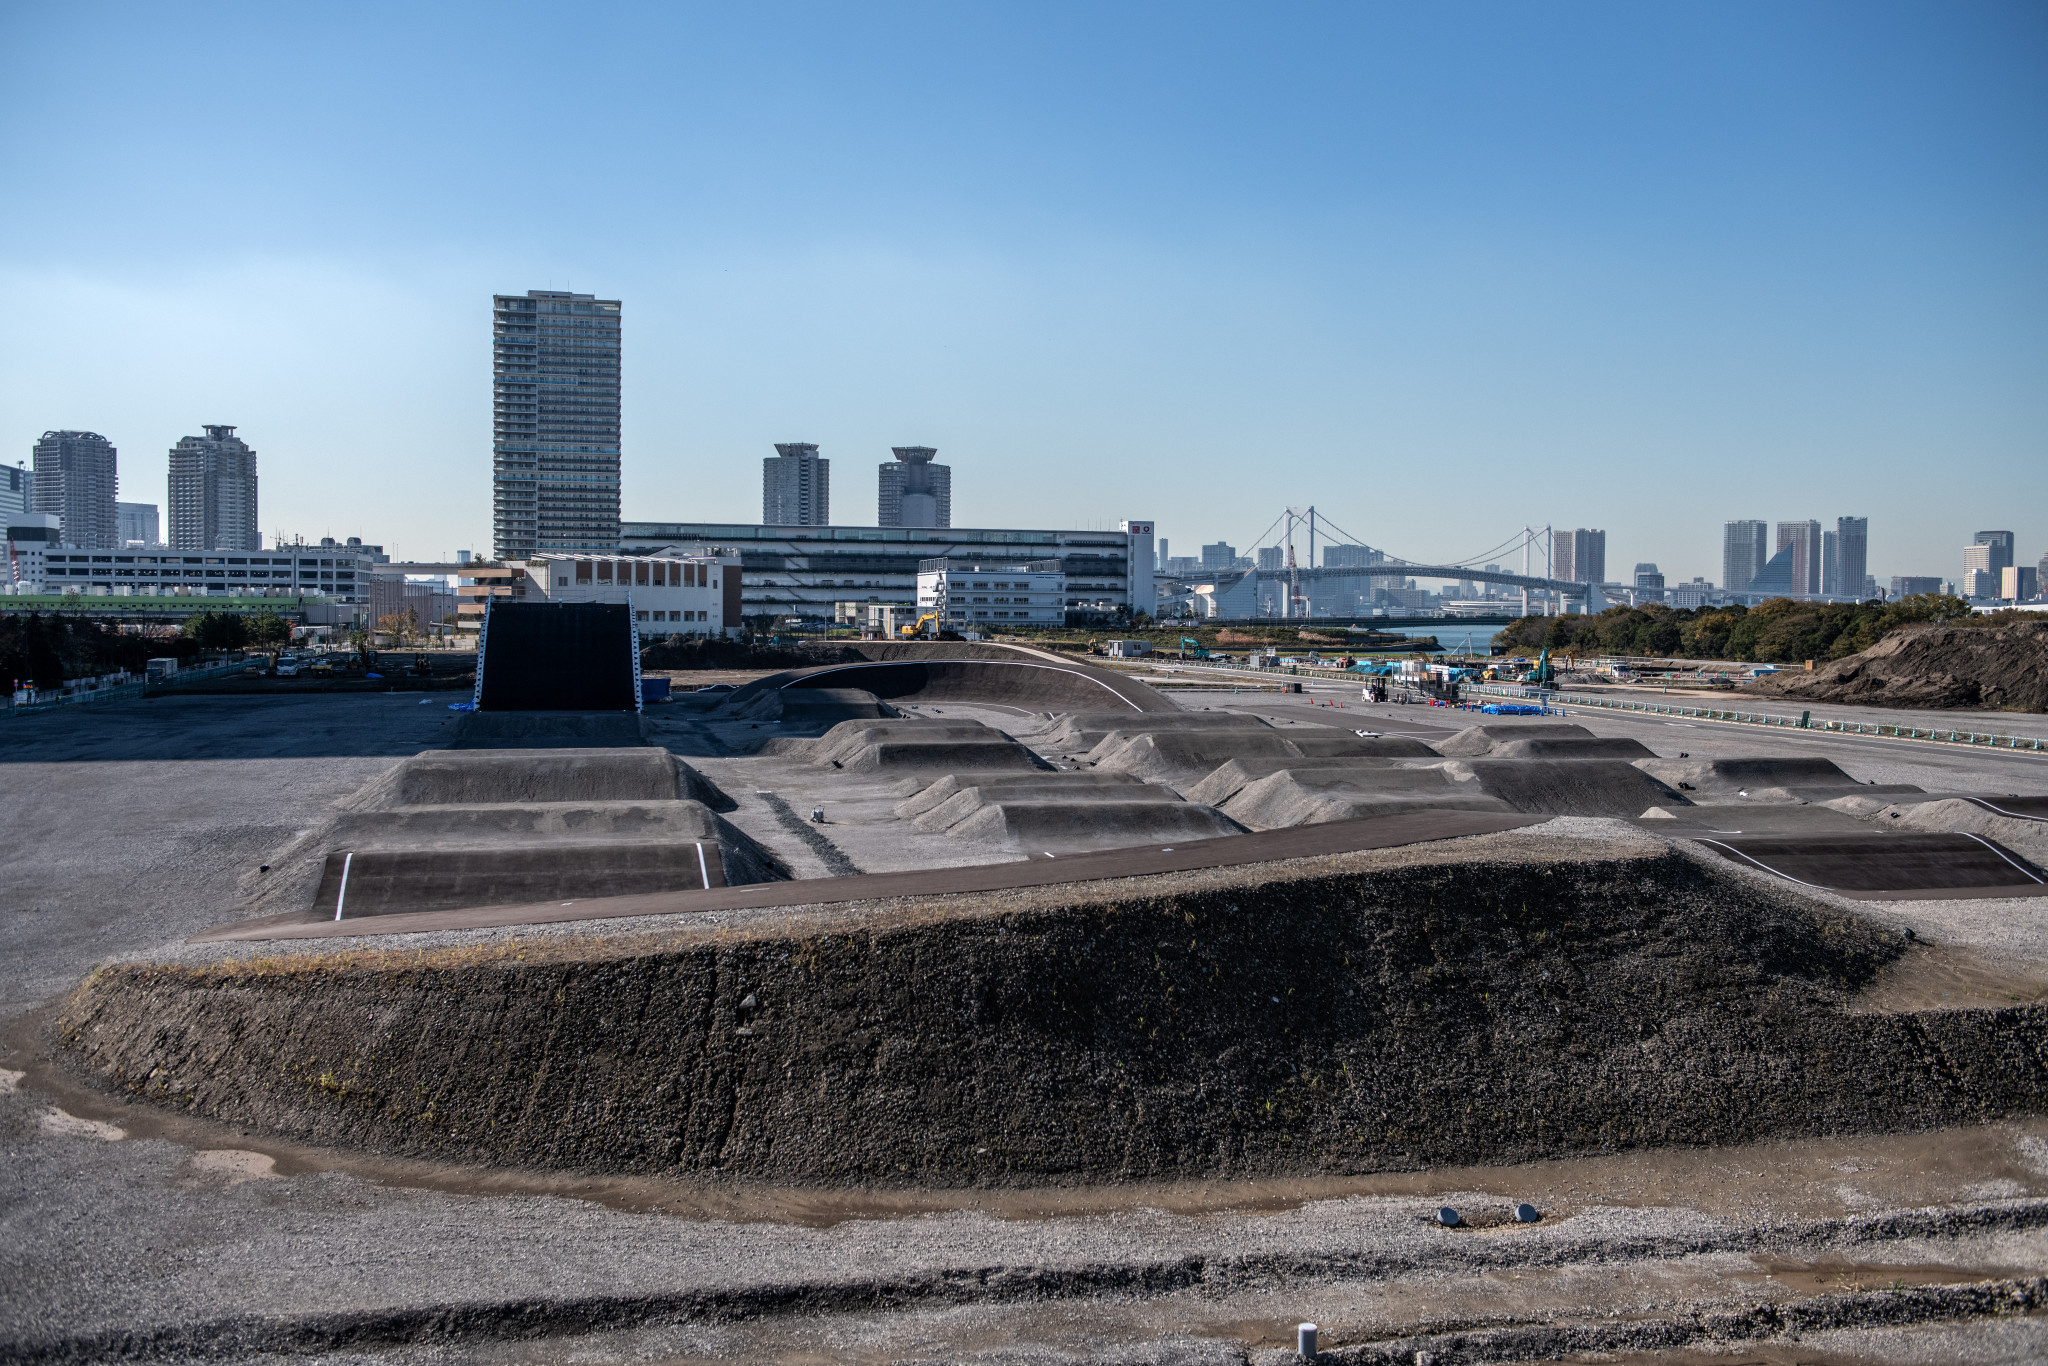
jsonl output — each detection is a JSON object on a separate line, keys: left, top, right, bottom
{"left": 1178, "top": 636, "right": 1209, "bottom": 661}
{"left": 1523, "top": 646, "right": 1556, "bottom": 687}
{"left": 898, "top": 610, "right": 940, "bottom": 639}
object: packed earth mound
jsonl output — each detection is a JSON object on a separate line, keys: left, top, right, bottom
{"left": 57, "top": 834, "right": 2048, "bottom": 1187}
{"left": 1747, "top": 618, "right": 2048, "bottom": 713}
{"left": 243, "top": 748, "right": 786, "bottom": 919}
{"left": 723, "top": 650, "right": 1181, "bottom": 718}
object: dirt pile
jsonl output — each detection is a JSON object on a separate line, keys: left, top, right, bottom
{"left": 1747, "top": 619, "right": 2048, "bottom": 713}
{"left": 57, "top": 839, "right": 2048, "bottom": 1186}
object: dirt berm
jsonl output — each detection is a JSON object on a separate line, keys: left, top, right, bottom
{"left": 56, "top": 835, "right": 2048, "bottom": 1186}
{"left": 1747, "top": 619, "right": 2048, "bottom": 713}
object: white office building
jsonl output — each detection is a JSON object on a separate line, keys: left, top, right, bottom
{"left": 6, "top": 513, "right": 62, "bottom": 591}
{"left": 915, "top": 558, "right": 1065, "bottom": 630}
{"left": 30, "top": 543, "right": 376, "bottom": 607}
{"left": 619, "top": 521, "right": 1146, "bottom": 622}
{"left": 495, "top": 551, "right": 740, "bottom": 637}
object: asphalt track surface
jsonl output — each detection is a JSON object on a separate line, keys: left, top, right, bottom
{"left": 1694, "top": 831, "right": 2048, "bottom": 900}
{"left": 191, "top": 809, "right": 1543, "bottom": 942}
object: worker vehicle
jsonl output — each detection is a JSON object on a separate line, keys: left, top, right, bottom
{"left": 1177, "top": 636, "right": 1209, "bottom": 660}
{"left": 898, "top": 611, "right": 941, "bottom": 639}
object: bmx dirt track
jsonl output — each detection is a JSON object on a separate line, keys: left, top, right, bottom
{"left": 55, "top": 833, "right": 2048, "bottom": 1188}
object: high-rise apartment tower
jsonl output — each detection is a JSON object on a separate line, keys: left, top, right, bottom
{"left": 1774, "top": 520, "right": 1822, "bottom": 595}
{"left": 168, "top": 426, "right": 259, "bottom": 551}
{"left": 32, "top": 430, "right": 119, "bottom": 549}
{"left": 1833, "top": 517, "right": 1868, "bottom": 598}
{"left": 763, "top": 443, "right": 830, "bottom": 525}
{"left": 1552, "top": 528, "right": 1606, "bottom": 585}
{"left": 1723, "top": 520, "right": 1768, "bottom": 593}
{"left": 492, "top": 290, "right": 622, "bottom": 559}
{"left": 877, "top": 446, "right": 951, "bottom": 528}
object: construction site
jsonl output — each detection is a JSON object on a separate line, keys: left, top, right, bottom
{"left": 5, "top": 602, "right": 2048, "bottom": 1364}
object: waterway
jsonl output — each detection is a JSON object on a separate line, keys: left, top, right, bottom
{"left": 1346, "top": 622, "right": 1504, "bottom": 653}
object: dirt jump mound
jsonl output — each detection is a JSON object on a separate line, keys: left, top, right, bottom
{"left": 724, "top": 655, "right": 1181, "bottom": 718}
{"left": 244, "top": 748, "right": 784, "bottom": 920}
{"left": 58, "top": 835, "right": 2048, "bottom": 1187}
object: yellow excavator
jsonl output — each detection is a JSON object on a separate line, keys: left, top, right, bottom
{"left": 898, "top": 610, "right": 941, "bottom": 639}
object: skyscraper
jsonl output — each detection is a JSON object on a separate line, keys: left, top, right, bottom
{"left": 117, "top": 502, "right": 160, "bottom": 546}
{"left": 1723, "top": 520, "right": 1767, "bottom": 593}
{"left": 1963, "top": 531, "right": 2014, "bottom": 599}
{"left": 492, "top": 289, "right": 622, "bottom": 559}
{"left": 763, "top": 443, "right": 830, "bottom": 525}
{"left": 168, "top": 426, "right": 259, "bottom": 551}
{"left": 32, "top": 430, "right": 119, "bottom": 548}
{"left": 1203, "top": 541, "right": 1240, "bottom": 571}
{"left": 0, "top": 464, "right": 32, "bottom": 526}
{"left": 1776, "top": 520, "right": 1822, "bottom": 595}
{"left": 1835, "top": 517, "right": 1868, "bottom": 598}
{"left": 1551, "top": 528, "right": 1606, "bottom": 585}
{"left": 877, "top": 446, "right": 951, "bottom": 528}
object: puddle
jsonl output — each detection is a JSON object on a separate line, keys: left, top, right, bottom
{"left": 1850, "top": 939, "right": 2048, "bottom": 1013}
{"left": 189, "top": 1148, "right": 280, "bottom": 1182}
{"left": 1744, "top": 1257, "right": 2035, "bottom": 1295}
{"left": 39, "top": 1107, "right": 125, "bottom": 1141}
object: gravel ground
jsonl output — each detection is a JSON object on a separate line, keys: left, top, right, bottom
{"left": 7, "top": 691, "right": 2048, "bottom": 1362}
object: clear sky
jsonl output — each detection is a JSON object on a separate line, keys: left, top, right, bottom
{"left": 3, "top": 1, "right": 2043, "bottom": 584}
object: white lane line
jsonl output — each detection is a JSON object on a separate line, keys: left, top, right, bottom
{"left": 1960, "top": 832, "right": 2047, "bottom": 884}
{"left": 333, "top": 851, "right": 353, "bottom": 922}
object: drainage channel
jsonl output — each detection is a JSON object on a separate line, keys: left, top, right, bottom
{"left": 754, "top": 790, "right": 863, "bottom": 876}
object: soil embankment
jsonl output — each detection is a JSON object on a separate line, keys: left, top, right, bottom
{"left": 54, "top": 837, "right": 2048, "bottom": 1186}
{"left": 1747, "top": 619, "right": 2048, "bottom": 713}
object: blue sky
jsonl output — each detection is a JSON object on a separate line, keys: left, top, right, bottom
{"left": 2, "top": 1, "right": 2043, "bottom": 583}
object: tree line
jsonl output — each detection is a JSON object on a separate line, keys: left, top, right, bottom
{"left": 3, "top": 609, "right": 293, "bottom": 693}
{"left": 1490, "top": 593, "right": 1981, "bottom": 664}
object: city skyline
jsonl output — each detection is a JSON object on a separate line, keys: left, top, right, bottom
{"left": 2, "top": 2, "right": 2043, "bottom": 580}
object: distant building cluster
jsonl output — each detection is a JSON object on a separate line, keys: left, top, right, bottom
{"left": 15, "top": 279, "right": 2041, "bottom": 632}
{"left": 6, "top": 425, "right": 288, "bottom": 601}
{"left": 1718, "top": 517, "right": 1873, "bottom": 602}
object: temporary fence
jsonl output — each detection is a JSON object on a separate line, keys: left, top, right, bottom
{"left": 4, "top": 658, "right": 258, "bottom": 716}
{"left": 1457, "top": 682, "right": 2047, "bottom": 754}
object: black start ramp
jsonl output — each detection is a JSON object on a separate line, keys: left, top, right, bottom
{"left": 1695, "top": 832, "right": 2048, "bottom": 900}
{"left": 477, "top": 602, "right": 638, "bottom": 712}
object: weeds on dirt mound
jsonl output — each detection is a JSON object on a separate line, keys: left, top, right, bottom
{"left": 1748, "top": 618, "right": 2048, "bottom": 713}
